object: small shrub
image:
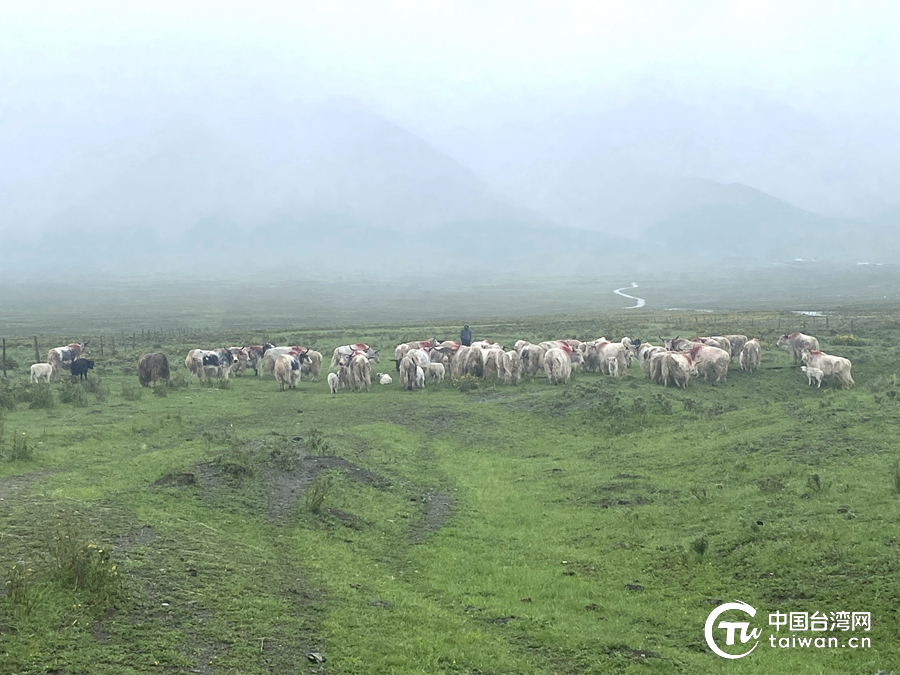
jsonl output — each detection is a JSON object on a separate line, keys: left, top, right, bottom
{"left": 268, "top": 438, "right": 302, "bottom": 472}
{"left": 651, "top": 393, "right": 672, "bottom": 415}
{"left": 59, "top": 380, "right": 88, "bottom": 407}
{"left": 201, "top": 377, "right": 232, "bottom": 390}
{"left": 305, "top": 428, "right": 332, "bottom": 457}
{"left": 82, "top": 377, "right": 107, "bottom": 403}
{"left": 690, "top": 536, "right": 709, "bottom": 557}
{"left": 3, "top": 563, "right": 38, "bottom": 616}
{"left": 0, "top": 382, "right": 16, "bottom": 411}
{"left": 47, "top": 517, "right": 124, "bottom": 609}
{"left": 0, "top": 356, "right": 18, "bottom": 371}
{"left": 451, "top": 374, "right": 480, "bottom": 392}
{"left": 121, "top": 382, "right": 143, "bottom": 401}
{"left": 303, "top": 473, "right": 335, "bottom": 514}
{"left": 757, "top": 475, "right": 784, "bottom": 493}
{"left": 27, "top": 383, "right": 55, "bottom": 410}
{"left": 832, "top": 334, "right": 866, "bottom": 346}
{"left": 3, "top": 431, "right": 33, "bottom": 462}
{"left": 806, "top": 473, "right": 831, "bottom": 496}
{"left": 690, "top": 487, "right": 709, "bottom": 501}
{"left": 167, "top": 373, "right": 188, "bottom": 389}
{"left": 632, "top": 397, "right": 646, "bottom": 414}
{"left": 152, "top": 383, "right": 169, "bottom": 397}
{"left": 891, "top": 460, "right": 900, "bottom": 494}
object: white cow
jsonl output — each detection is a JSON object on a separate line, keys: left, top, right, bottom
{"left": 739, "top": 339, "right": 761, "bottom": 373}
{"left": 801, "top": 365, "right": 824, "bottom": 388}
{"left": 777, "top": 332, "right": 820, "bottom": 364}
{"left": 274, "top": 353, "right": 303, "bottom": 391}
{"left": 327, "top": 372, "right": 340, "bottom": 394}
{"left": 542, "top": 348, "right": 574, "bottom": 385}
{"left": 801, "top": 350, "right": 853, "bottom": 389}
{"left": 607, "top": 357, "right": 619, "bottom": 378}
{"left": 30, "top": 363, "right": 53, "bottom": 383}
{"left": 349, "top": 353, "right": 372, "bottom": 392}
{"left": 427, "top": 362, "right": 445, "bottom": 383}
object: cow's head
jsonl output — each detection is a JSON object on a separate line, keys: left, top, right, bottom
{"left": 368, "top": 349, "right": 380, "bottom": 363}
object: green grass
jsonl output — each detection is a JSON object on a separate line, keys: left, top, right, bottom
{"left": 1, "top": 308, "right": 899, "bottom": 673}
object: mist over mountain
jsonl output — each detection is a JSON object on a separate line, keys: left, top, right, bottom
{"left": 0, "top": 93, "right": 897, "bottom": 283}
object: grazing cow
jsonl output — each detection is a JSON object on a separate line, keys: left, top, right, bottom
{"left": 542, "top": 348, "right": 574, "bottom": 385}
{"left": 414, "top": 365, "right": 426, "bottom": 389}
{"left": 226, "top": 347, "right": 251, "bottom": 376}
{"left": 518, "top": 343, "right": 547, "bottom": 379}
{"left": 393, "top": 339, "right": 436, "bottom": 366}
{"left": 801, "top": 365, "right": 825, "bottom": 388}
{"left": 30, "top": 363, "right": 53, "bottom": 384}
{"left": 399, "top": 354, "right": 421, "bottom": 390}
{"left": 687, "top": 344, "right": 730, "bottom": 383}
{"left": 777, "top": 332, "right": 820, "bottom": 364}
{"left": 300, "top": 350, "right": 323, "bottom": 382}
{"left": 327, "top": 372, "right": 340, "bottom": 394}
{"left": 260, "top": 346, "right": 309, "bottom": 377}
{"left": 801, "top": 350, "right": 854, "bottom": 389}
{"left": 242, "top": 344, "right": 272, "bottom": 376}
{"left": 500, "top": 350, "right": 522, "bottom": 384}
{"left": 348, "top": 353, "right": 372, "bottom": 392}
{"left": 138, "top": 352, "right": 170, "bottom": 387}
{"left": 607, "top": 357, "right": 619, "bottom": 378}
{"left": 427, "top": 362, "right": 445, "bottom": 383}
{"left": 648, "top": 350, "right": 667, "bottom": 384}
{"left": 184, "top": 348, "right": 237, "bottom": 380}
{"left": 331, "top": 344, "right": 379, "bottom": 369}
{"left": 661, "top": 352, "right": 694, "bottom": 389}
{"left": 47, "top": 341, "right": 89, "bottom": 380}
{"left": 70, "top": 358, "right": 95, "bottom": 380}
{"left": 638, "top": 344, "right": 665, "bottom": 378}
{"left": 482, "top": 349, "right": 504, "bottom": 381}
{"left": 739, "top": 339, "right": 761, "bottom": 373}
{"left": 274, "top": 353, "right": 303, "bottom": 391}
{"left": 724, "top": 335, "right": 749, "bottom": 358}
{"left": 379, "top": 373, "right": 393, "bottom": 385}
{"left": 594, "top": 339, "right": 631, "bottom": 376}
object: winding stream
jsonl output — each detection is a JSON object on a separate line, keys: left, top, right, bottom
{"left": 613, "top": 282, "right": 646, "bottom": 309}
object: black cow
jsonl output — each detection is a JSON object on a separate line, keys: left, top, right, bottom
{"left": 70, "top": 358, "right": 95, "bottom": 380}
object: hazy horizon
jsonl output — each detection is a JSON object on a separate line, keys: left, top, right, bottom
{"left": 1, "top": 1, "right": 898, "bottom": 281}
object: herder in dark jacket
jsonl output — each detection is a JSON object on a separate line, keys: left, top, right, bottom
{"left": 460, "top": 324, "right": 472, "bottom": 346}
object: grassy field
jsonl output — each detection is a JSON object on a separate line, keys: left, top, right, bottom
{"left": 1, "top": 308, "right": 899, "bottom": 674}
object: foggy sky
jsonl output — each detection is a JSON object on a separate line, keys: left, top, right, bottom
{"left": 1, "top": 0, "right": 898, "bottom": 233}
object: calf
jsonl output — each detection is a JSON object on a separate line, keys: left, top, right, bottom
{"left": 607, "top": 357, "right": 619, "bottom": 378}
{"left": 30, "top": 363, "right": 53, "bottom": 384}
{"left": 801, "top": 365, "right": 824, "bottom": 388}
{"left": 327, "top": 372, "right": 340, "bottom": 394}
{"left": 70, "top": 359, "right": 95, "bottom": 380}
{"left": 379, "top": 373, "right": 393, "bottom": 385}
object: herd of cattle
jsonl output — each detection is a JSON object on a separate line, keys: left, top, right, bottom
{"left": 28, "top": 330, "right": 855, "bottom": 392}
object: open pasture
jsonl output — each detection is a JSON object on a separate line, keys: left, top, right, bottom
{"left": 1, "top": 308, "right": 899, "bottom": 674}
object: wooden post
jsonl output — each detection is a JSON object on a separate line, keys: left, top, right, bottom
{"left": 825, "top": 316, "right": 829, "bottom": 330}
{"left": 132, "top": 333, "right": 136, "bottom": 350}
{"left": 34, "top": 336, "right": 40, "bottom": 363}
{"left": 99, "top": 335, "right": 104, "bottom": 357}
{"left": 2, "top": 338, "right": 6, "bottom": 378}
{"left": 111, "top": 336, "right": 116, "bottom": 356}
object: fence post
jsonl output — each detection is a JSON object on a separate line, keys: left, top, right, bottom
{"left": 111, "top": 336, "right": 116, "bottom": 356}
{"left": 34, "top": 336, "right": 40, "bottom": 363}
{"left": 100, "top": 335, "right": 104, "bottom": 357}
{"left": 2, "top": 338, "right": 6, "bottom": 378}
{"left": 132, "top": 333, "right": 136, "bottom": 350}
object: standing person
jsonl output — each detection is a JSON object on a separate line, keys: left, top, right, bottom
{"left": 460, "top": 324, "right": 472, "bottom": 346}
